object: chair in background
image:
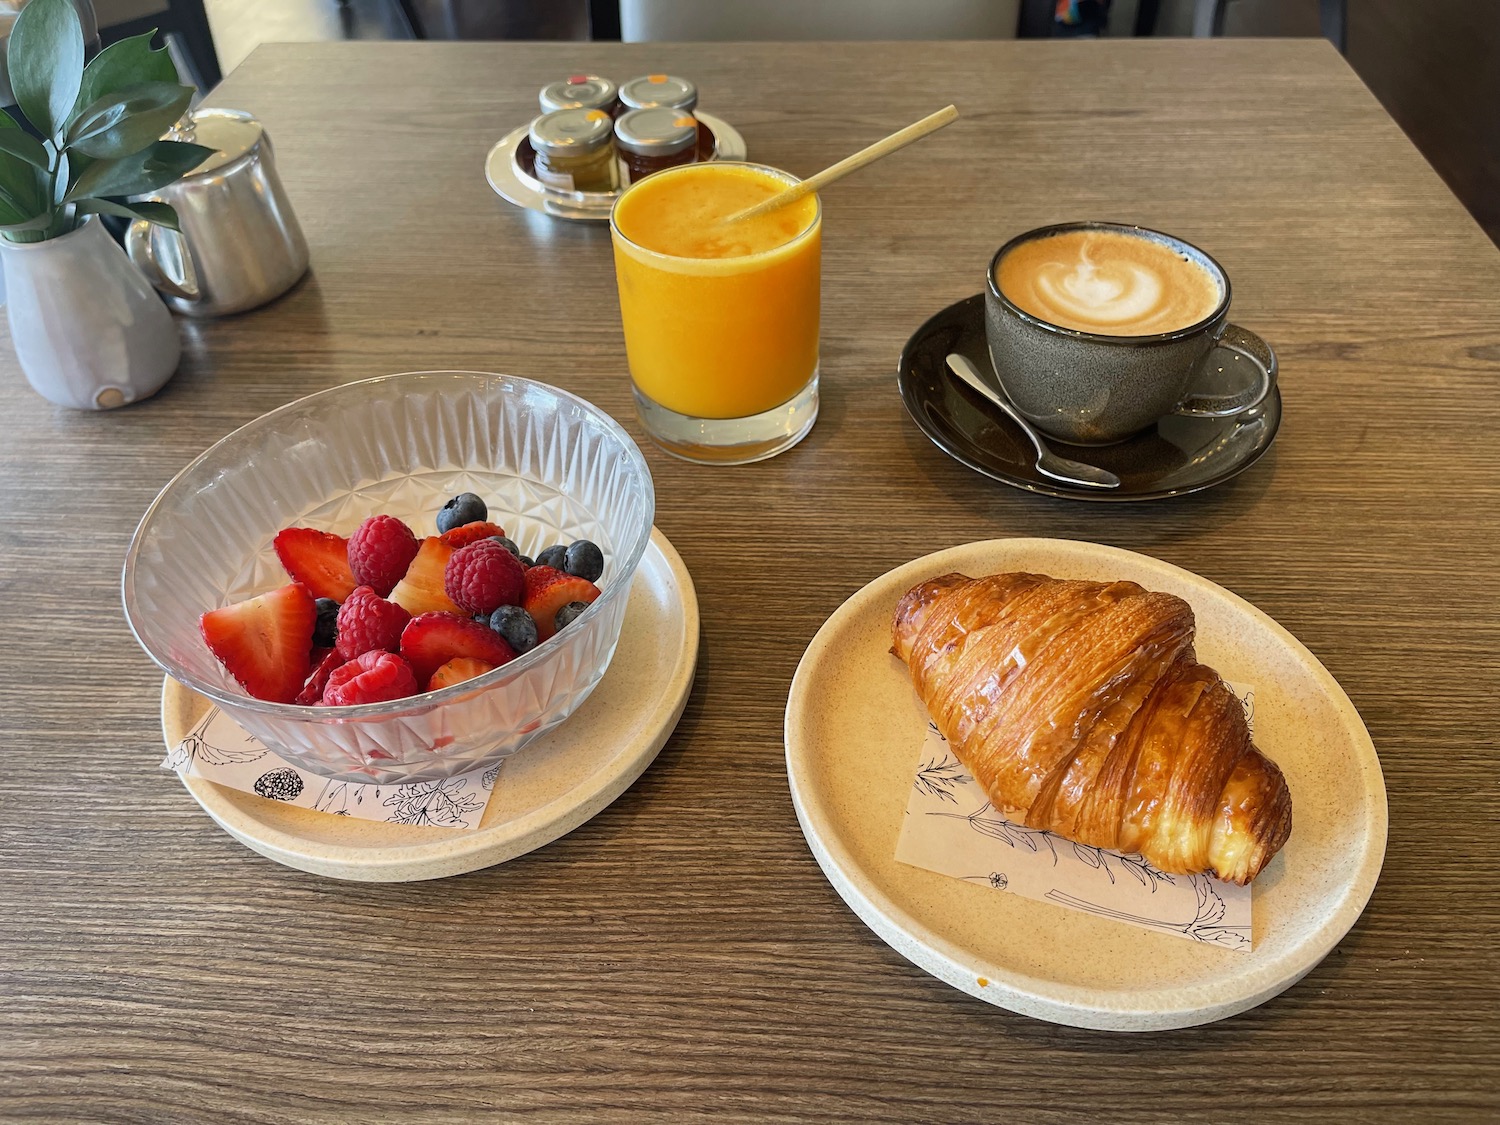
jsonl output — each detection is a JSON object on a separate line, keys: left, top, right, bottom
{"left": 94, "top": 0, "right": 221, "bottom": 89}
{"left": 616, "top": 0, "right": 1022, "bottom": 41}
{"left": 1192, "top": 0, "right": 1346, "bottom": 54}
{"left": 397, "top": 0, "right": 589, "bottom": 40}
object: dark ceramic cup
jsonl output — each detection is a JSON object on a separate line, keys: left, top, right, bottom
{"left": 984, "top": 222, "right": 1277, "bottom": 446}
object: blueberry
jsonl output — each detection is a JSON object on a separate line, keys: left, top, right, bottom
{"left": 536, "top": 544, "right": 568, "bottom": 570}
{"left": 313, "top": 597, "right": 339, "bottom": 648}
{"left": 517, "top": 555, "right": 535, "bottom": 568}
{"left": 564, "top": 539, "right": 604, "bottom": 582}
{"left": 488, "top": 604, "right": 538, "bottom": 653}
{"left": 437, "top": 492, "right": 487, "bottom": 534}
{"left": 554, "top": 601, "right": 590, "bottom": 631}
{"left": 489, "top": 536, "right": 521, "bottom": 557}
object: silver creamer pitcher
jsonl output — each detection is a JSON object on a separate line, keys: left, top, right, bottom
{"left": 126, "top": 108, "right": 309, "bottom": 317}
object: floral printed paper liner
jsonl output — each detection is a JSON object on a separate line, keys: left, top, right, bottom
{"left": 894, "top": 684, "right": 1257, "bottom": 952}
{"left": 162, "top": 705, "right": 498, "bottom": 831}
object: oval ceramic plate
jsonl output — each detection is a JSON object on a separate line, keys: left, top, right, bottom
{"left": 898, "top": 295, "right": 1282, "bottom": 501}
{"left": 784, "top": 539, "right": 1385, "bottom": 1030}
{"left": 162, "top": 528, "right": 697, "bottom": 882}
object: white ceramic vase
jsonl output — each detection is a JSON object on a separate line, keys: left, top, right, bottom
{"left": 1, "top": 216, "right": 181, "bottom": 410}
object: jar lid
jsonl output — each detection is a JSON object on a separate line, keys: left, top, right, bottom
{"left": 539, "top": 74, "right": 617, "bottom": 113}
{"left": 168, "top": 107, "right": 264, "bottom": 175}
{"left": 618, "top": 74, "right": 698, "bottom": 111}
{"left": 528, "top": 108, "right": 615, "bottom": 157}
{"left": 614, "top": 107, "right": 698, "bottom": 156}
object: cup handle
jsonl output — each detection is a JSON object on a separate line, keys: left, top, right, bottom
{"left": 1172, "top": 323, "right": 1277, "bottom": 419}
{"left": 124, "top": 219, "right": 199, "bottom": 302}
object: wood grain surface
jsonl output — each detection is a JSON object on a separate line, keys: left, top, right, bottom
{"left": 2, "top": 39, "right": 1498, "bottom": 1122}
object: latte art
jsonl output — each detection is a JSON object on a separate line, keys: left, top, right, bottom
{"left": 997, "top": 230, "right": 1222, "bottom": 336}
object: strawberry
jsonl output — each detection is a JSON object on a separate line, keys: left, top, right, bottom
{"left": 388, "top": 537, "right": 464, "bottom": 617}
{"left": 334, "top": 585, "right": 411, "bottom": 661}
{"left": 522, "top": 566, "right": 601, "bottom": 642}
{"left": 347, "top": 515, "right": 420, "bottom": 597}
{"left": 444, "top": 538, "right": 525, "bottom": 615}
{"left": 273, "top": 527, "right": 357, "bottom": 601}
{"left": 439, "top": 520, "right": 507, "bottom": 549}
{"left": 427, "top": 656, "right": 499, "bottom": 692}
{"left": 400, "top": 612, "right": 517, "bottom": 684}
{"left": 322, "top": 650, "right": 420, "bottom": 707}
{"left": 296, "top": 649, "right": 344, "bottom": 705}
{"left": 200, "top": 583, "right": 317, "bottom": 703}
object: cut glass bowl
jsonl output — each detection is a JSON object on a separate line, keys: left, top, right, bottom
{"left": 123, "top": 371, "right": 655, "bottom": 785}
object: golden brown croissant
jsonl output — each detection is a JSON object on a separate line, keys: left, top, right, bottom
{"left": 892, "top": 572, "right": 1291, "bottom": 884}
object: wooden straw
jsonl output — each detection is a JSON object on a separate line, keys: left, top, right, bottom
{"left": 721, "top": 105, "right": 959, "bottom": 225}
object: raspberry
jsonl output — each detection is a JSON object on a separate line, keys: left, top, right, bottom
{"left": 347, "top": 515, "right": 419, "bottom": 596}
{"left": 334, "top": 585, "right": 411, "bottom": 661}
{"left": 322, "top": 650, "right": 419, "bottom": 706}
{"left": 444, "top": 539, "right": 525, "bottom": 616}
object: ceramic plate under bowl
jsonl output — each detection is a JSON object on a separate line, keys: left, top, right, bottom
{"left": 898, "top": 295, "right": 1281, "bottom": 501}
{"left": 784, "top": 539, "right": 1385, "bottom": 1030}
{"left": 162, "top": 529, "right": 697, "bottom": 882}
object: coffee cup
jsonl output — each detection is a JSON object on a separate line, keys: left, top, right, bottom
{"left": 984, "top": 222, "right": 1276, "bottom": 446}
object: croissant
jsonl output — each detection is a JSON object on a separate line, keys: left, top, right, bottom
{"left": 892, "top": 572, "right": 1291, "bottom": 884}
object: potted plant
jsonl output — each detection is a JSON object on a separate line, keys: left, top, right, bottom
{"left": 0, "top": 0, "right": 208, "bottom": 409}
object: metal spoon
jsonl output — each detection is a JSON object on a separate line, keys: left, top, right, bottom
{"left": 945, "top": 354, "right": 1121, "bottom": 490}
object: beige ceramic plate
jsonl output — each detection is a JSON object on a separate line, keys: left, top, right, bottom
{"left": 162, "top": 528, "right": 697, "bottom": 882}
{"left": 784, "top": 538, "right": 1386, "bottom": 1031}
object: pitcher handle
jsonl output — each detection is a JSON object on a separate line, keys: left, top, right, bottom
{"left": 125, "top": 220, "right": 199, "bottom": 302}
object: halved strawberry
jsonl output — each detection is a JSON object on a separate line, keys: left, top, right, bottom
{"left": 521, "top": 566, "right": 601, "bottom": 642}
{"left": 388, "top": 537, "right": 463, "bottom": 617}
{"left": 439, "top": 521, "right": 507, "bottom": 549}
{"left": 273, "top": 527, "right": 357, "bottom": 601}
{"left": 427, "top": 656, "right": 499, "bottom": 692}
{"left": 296, "top": 649, "right": 344, "bottom": 705}
{"left": 400, "top": 612, "right": 517, "bottom": 684}
{"left": 200, "top": 583, "right": 317, "bottom": 703}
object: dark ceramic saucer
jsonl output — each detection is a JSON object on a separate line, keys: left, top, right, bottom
{"left": 897, "top": 295, "right": 1281, "bottom": 502}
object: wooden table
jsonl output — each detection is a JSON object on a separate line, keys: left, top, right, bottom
{"left": 4, "top": 39, "right": 1498, "bottom": 1121}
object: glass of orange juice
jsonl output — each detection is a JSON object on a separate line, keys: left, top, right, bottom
{"left": 610, "top": 162, "right": 821, "bottom": 464}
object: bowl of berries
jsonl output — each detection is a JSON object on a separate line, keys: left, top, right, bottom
{"left": 123, "top": 371, "right": 655, "bottom": 785}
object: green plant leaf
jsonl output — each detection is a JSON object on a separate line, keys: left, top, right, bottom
{"left": 65, "top": 81, "right": 194, "bottom": 160}
{"left": 0, "top": 152, "right": 46, "bottom": 225}
{"left": 0, "top": 112, "right": 51, "bottom": 170}
{"left": 8, "top": 0, "right": 85, "bottom": 142}
{"left": 64, "top": 140, "right": 212, "bottom": 201}
{"left": 74, "top": 31, "right": 181, "bottom": 117}
{"left": 66, "top": 148, "right": 95, "bottom": 193}
{"left": 74, "top": 197, "right": 181, "bottom": 230}
{"left": 0, "top": 212, "right": 56, "bottom": 233}
{"left": 0, "top": 193, "right": 34, "bottom": 226}
{"left": 53, "top": 152, "right": 70, "bottom": 204}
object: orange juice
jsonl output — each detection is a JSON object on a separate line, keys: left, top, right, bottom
{"left": 611, "top": 163, "right": 821, "bottom": 422}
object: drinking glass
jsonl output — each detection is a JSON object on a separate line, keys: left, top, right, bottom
{"left": 610, "top": 161, "right": 821, "bottom": 464}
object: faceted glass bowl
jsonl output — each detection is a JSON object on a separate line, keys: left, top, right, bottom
{"left": 123, "top": 371, "right": 655, "bottom": 785}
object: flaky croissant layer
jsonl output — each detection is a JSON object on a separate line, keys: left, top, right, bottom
{"left": 892, "top": 572, "right": 1291, "bottom": 884}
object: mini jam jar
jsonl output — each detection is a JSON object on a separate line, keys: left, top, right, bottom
{"left": 528, "top": 108, "right": 619, "bottom": 193}
{"left": 614, "top": 107, "right": 700, "bottom": 184}
{"left": 538, "top": 74, "right": 620, "bottom": 115}
{"left": 618, "top": 74, "right": 699, "bottom": 113}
